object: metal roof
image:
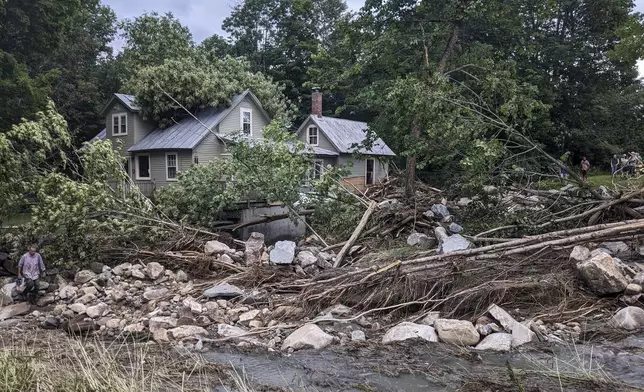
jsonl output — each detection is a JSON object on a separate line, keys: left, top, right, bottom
{"left": 308, "top": 116, "right": 395, "bottom": 156}
{"left": 128, "top": 92, "right": 248, "bottom": 152}
{"left": 91, "top": 128, "right": 106, "bottom": 142}
{"left": 309, "top": 146, "right": 339, "bottom": 156}
{"left": 114, "top": 94, "right": 140, "bottom": 111}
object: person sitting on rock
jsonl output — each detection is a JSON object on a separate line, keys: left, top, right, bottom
{"left": 18, "top": 245, "right": 46, "bottom": 304}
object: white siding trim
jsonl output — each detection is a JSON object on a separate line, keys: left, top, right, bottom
{"left": 308, "top": 126, "right": 319, "bottom": 146}
{"left": 165, "top": 152, "right": 178, "bottom": 181}
{"left": 112, "top": 112, "right": 128, "bottom": 136}
{"left": 240, "top": 107, "right": 253, "bottom": 136}
{"left": 135, "top": 154, "right": 150, "bottom": 180}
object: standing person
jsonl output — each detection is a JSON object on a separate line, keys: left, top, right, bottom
{"left": 611, "top": 155, "right": 619, "bottom": 176}
{"left": 18, "top": 246, "right": 46, "bottom": 304}
{"left": 559, "top": 151, "right": 570, "bottom": 181}
{"left": 580, "top": 157, "right": 590, "bottom": 183}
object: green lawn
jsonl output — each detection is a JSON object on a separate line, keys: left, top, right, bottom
{"left": 538, "top": 173, "right": 644, "bottom": 191}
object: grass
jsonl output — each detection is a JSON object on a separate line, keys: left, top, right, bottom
{"left": 537, "top": 173, "right": 644, "bottom": 191}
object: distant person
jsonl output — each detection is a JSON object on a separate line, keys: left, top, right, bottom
{"left": 620, "top": 154, "right": 629, "bottom": 177}
{"left": 559, "top": 151, "right": 570, "bottom": 181}
{"left": 628, "top": 152, "right": 639, "bottom": 176}
{"left": 580, "top": 157, "right": 590, "bottom": 183}
{"left": 611, "top": 155, "right": 619, "bottom": 176}
{"left": 18, "top": 245, "right": 46, "bottom": 304}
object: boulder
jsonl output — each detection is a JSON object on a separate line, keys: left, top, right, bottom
{"left": 123, "top": 322, "right": 145, "bottom": 333}
{"left": 381, "top": 322, "right": 438, "bottom": 344}
{"left": 86, "top": 303, "right": 109, "bottom": 319}
{"left": 170, "top": 325, "right": 208, "bottom": 339}
{"left": 89, "top": 262, "right": 104, "bottom": 275}
{"left": 81, "top": 286, "right": 98, "bottom": 296}
{"left": 378, "top": 199, "right": 401, "bottom": 210}
{"left": 281, "top": 324, "right": 334, "bottom": 351}
{"left": 111, "top": 263, "right": 131, "bottom": 276}
{"left": 143, "top": 288, "right": 169, "bottom": 301}
{"left": 406, "top": 233, "right": 435, "bottom": 249}
{"left": 433, "top": 319, "right": 480, "bottom": 346}
{"left": 238, "top": 309, "right": 261, "bottom": 324}
{"left": 131, "top": 269, "right": 145, "bottom": 280}
{"left": 176, "top": 270, "right": 188, "bottom": 282}
{"left": 76, "top": 293, "right": 96, "bottom": 305}
{"left": 106, "top": 318, "right": 122, "bottom": 329}
{"left": 205, "top": 240, "right": 232, "bottom": 256}
{"left": 475, "top": 333, "right": 513, "bottom": 352}
{"left": 448, "top": 223, "right": 464, "bottom": 234}
{"left": 297, "top": 251, "right": 318, "bottom": 268}
{"left": 576, "top": 253, "right": 628, "bottom": 295}
{"left": 149, "top": 316, "right": 178, "bottom": 332}
{"left": 68, "top": 303, "right": 87, "bottom": 314}
{"left": 487, "top": 304, "right": 535, "bottom": 347}
{"left": 74, "top": 270, "right": 96, "bottom": 284}
{"left": 269, "top": 241, "right": 296, "bottom": 265}
{"left": 633, "top": 272, "right": 644, "bottom": 287}
{"left": 145, "top": 262, "right": 165, "bottom": 280}
{"left": 431, "top": 204, "right": 450, "bottom": 219}
{"left": 570, "top": 246, "right": 591, "bottom": 263}
{"left": 599, "top": 242, "right": 630, "bottom": 257}
{"left": 434, "top": 227, "right": 449, "bottom": 243}
{"left": 625, "top": 284, "right": 643, "bottom": 295}
{"left": 41, "top": 317, "right": 60, "bottom": 330}
{"left": 0, "top": 283, "right": 15, "bottom": 305}
{"left": 203, "top": 283, "right": 243, "bottom": 299}
{"left": 0, "top": 302, "right": 30, "bottom": 320}
{"left": 611, "top": 306, "right": 644, "bottom": 330}
{"left": 351, "top": 330, "right": 366, "bottom": 341}
{"left": 58, "top": 285, "right": 77, "bottom": 300}
{"left": 511, "top": 322, "right": 537, "bottom": 348}
{"left": 152, "top": 328, "right": 170, "bottom": 343}
{"left": 439, "top": 234, "right": 473, "bottom": 254}
{"left": 244, "top": 232, "right": 265, "bottom": 265}
{"left": 420, "top": 311, "right": 441, "bottom": 327}
{"left": 37, "top": 295, "right": 55, "bottom": 307}
{"left": 96, "top": 271, "right": 112, "bottom": 286}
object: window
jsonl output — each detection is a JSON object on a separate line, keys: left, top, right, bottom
{"left": 240, "top": 108, "right": 252, "bottom": 135}
{"left": 309, "top": 159, "right": 323, "bottom": 180}
{"left": 136, "top": 155, "right": 150, "bottom": 180}
{"left": 112, "top": 113, "right": 127, "bottom": 136}
{"left": 166, "top": 153, "right": 178, "bottom": 180}
{"left": 365, "top": 158, "right": 375, "bottom": 186}
{"left": 193, "top": 155, "right": 199, "bottom": 164}
{"left": 308, "top": 126, "right": 318, "bottom": 146}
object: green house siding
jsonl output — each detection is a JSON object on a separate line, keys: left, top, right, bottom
{"left": 297, "top": 119, "right": 335, "bottom": 151}
{"left": 218, "top": 96, "right": 270, "bottom": 137}
{"left": 337, "top": 155, "right": 389, "bottom": 184}
{"left": 105, "top": 102, "right": 135, "bottom": 156}
{"left": 133, "top": 151, "right": 193, "bottom": 189}
{"left": 192, "top": 131, "right": 226, "bottom": 164}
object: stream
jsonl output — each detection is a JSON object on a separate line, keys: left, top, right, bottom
{"left": 203, "top": 334, "right": 644, "bottom": 391}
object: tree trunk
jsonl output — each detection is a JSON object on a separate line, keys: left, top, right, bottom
{"left": 405, "top": 121, "right": 421, "bottom": 198}
{"left": 437, "top": 23, "right": 460, "bottom": 74}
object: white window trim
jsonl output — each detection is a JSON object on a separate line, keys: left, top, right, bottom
{"left": 112, "top": 112, "right": 128, "bottom": 136}
{"left": 307, "top": 126, "right": 319, "bottom": 146}
{"left": 135, "top": 154, "right": 151, "bottom": 180}
{"left": 240, "top": 107, "right": 252, "bottom": 136}
{"left": 365, "top": 158, "right": 375, "bottom": 186}
{"left": 166, "top": 152, "right": 179, "bottom": 181}
{"left": 310, "top": 159, "right": 324, "bottom": 180}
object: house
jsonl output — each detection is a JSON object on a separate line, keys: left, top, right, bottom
{"left": 98, "top": 90, "right": 271, "bottom": 196}
{"left": 296, "top": 91, "right": 395, "bottom": 191}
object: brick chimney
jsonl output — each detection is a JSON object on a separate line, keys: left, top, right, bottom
{"left": 311, "top": 88, "right": 322, "bottom": 117}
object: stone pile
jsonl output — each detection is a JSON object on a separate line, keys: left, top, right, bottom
{"left": 403, "top": 202, "right": 473, "bottom": 254}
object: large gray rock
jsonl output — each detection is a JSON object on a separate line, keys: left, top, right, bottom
{"left": 434, "top": 227, "right": 449, "bottom": 243}
{"left": 74, "top": 270, "right": 96, "bottom": 284}
{"left": 611, "top": 306, "right": 644, "bottom": 330}
{"left": 576, "top": 253, "right": 628, "bottom": 295}
{"left": 169, "top": 325, "right": 208, "bottom": 339}
{"left": 439, "top": 234, "right": 473, "bottom": 254}
{"left": 86, "top": 303, "right": 109, "bottom": 319}
{"left": 203, "top": 283, "right": 243, "bottom": 299}
{"left": 431, "top": 204, "right": 450, "bottom": 219}
{"left": 433, "top": 319, "right": 480, "bottom": 346}
{"left": 0, "top": 302, "right": 30, "bottom": 320}
{"left": 149, "top": 316, "right": 178, "bottom": 332}
{"left": 407, "top": 233, "right": 435, "bottom": 249}
{"left": 111, "top": 263, "right": 131, "bottom": 276}
{"left": 475, "top": 333, "right": 513, "bottom": 352}
{"left": 69, "top": 303, "right": 87, "bottom": 314}
{"left": 599, "top": 242, "right": 631, "bottom": 257}
{"left": 487, "top": 304, "right": 536, "bottom": 347}
{"left": 244, "top": 232, "right": 265, "bottom": 265}
{"left": 625, "top": 284, "right": 643, "bottom": 295}
{"left": 143, "top": 288, "right": 169, "bottom": 301}
{"left": 145, "top": 262, "right": 165, "bottom": 280}
{"left": 296, "top": 251, "right": 318, "bottom": 268}
{"left": 270, "top": 241, "right": 296, "bottom": 265}
{"left": 217, "top": 324, "right": 258, "bottom": 343}
{"left": 58, "top": 285, "right": 77, "bottom": 300}
{"left": 281, "top": 324, "right": 334, "bottom": 350}
{"left": 448, "top": 223, "right": 464, "bottom": 234}
{"left": 204, "top": 240, "right": 232, "bottom": 256}
{"left": 382, "top": 322, "right": 438, "bottom": 344}
{"left": 570, "top": 246, "right": 591, "bottom": 263}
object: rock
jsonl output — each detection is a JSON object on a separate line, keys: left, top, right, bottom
{"left": 146, "top": 262, "right": 165, "bottom": 280}
{"left": 270, "top": 241, "right": 296, "bottom": 265}
{"left": 570, "top": 246, "right": 591, "bottom": 263}
{"left": 406, "top": 233, "right": 435, "bottom": 249}
{"left": 439, "top": 234, "right": 473, "bottom": 254}
{"left": 39, "top": 281, "right": 50, "bottom": 291}
{"left": 378, "top": 199, "right": 401, "bottom": 210}
{"left": 0, "top": 302, "right": 30, "bottom": 320}
{"left": 238, "top": 309, "right": 261, "bottom": 324}
{"left": 511, "top": 322, "right": 537, "bottom": 347}
{"left": 591, "top": 248, "right": 611, "bottom": 257}
{"left": 244, "top": 232, "right": 265, "bottom": 265}
{"left": 86, "top": 303, "right": 109, "bottom": 319}
{"left": 611, "top": 306, "right": 644, "bottom": 330}
{"left": 124, "top": 322, "right": 145, "bottom": 333}
{"left": 106, "top": 318, "right": 122, "bottom": 329}
{"left": 297, "top": 251, "right": 318, "bottom": 268}
{"left": 1, "top": 282, "right": 16, "bottom": 305}
{"left": 176, "top": 270, "right": 188, "bottom": 282}
{"left": 37, "top": 295, "right": 55, "bottom": 307}
{"left": 576, "top": 253, "right": 629, "bottom": 295}
{"left": 89, "top": 262, "right": 104, "bottom": 275}
{"left": 170, "top": 325, "right": 208, "bottom": 339}
{"left": 74, "top": 270, "right": 96, "bottom": 284}
{"left": 152, "top": 328, "right": 170, "bottom": 343}
{"left": 69, "top": 303, "right": 87, "bottom": 314}
{"left": 323, "top": 304, "right": 352, "bottom": 317}
{"left": 382, "top": 322, "right": 438, "bottom": 344}
{"left": 41, "top": 317, "right": 60, "bottom": 330}
{"left": 53, "top": 304, "right": 67, "bottom": 316}
{"left": 220, "top": 254, "right": 235, "bottom": 264}
{"left": 622, "top": 294, "right": 642, "bottom": 305}
{"left": 271, "top": 305, "right": 304, "bottom": 321}
{"left": 204, "top": 283, "right": 243, "bottom": 299}
{"left": 434, "top": 226, "right": 449, "bottom": 243}
{"left": 110, "top": 289, "right": 126, "bottom": 302}
{"left": 456, "top": 198, "right": 473, "bottom": 207}
{"left": 626, "top": 284, "right": 643, "bottom": 295}
{"left": 431, "top": 204, "right": 450, "bottom": 219}
{"left": 58, "top": 285, "right": 77, "bottom": 300}
{"left": 96, "top": 271, "right": 112, "bottom": 286}
{"left": 448, "top": 223, "right": 464, "bottom": 234}
{"left": 205, "top": 240, "right": 232, "bottom": 256}
{"left": 281, "top": 324, "right": 334, "bottom": 350}
{"left": 182, "top": 297, "right": 203, "bottom": 314}
{"left": 475, "top": 333, "right": 513, "bottom": 352}
{"left": 143, "top": 288, "right": 169, "bottom": 301}
{"left": 600, "top": 242, "right": 630, "bottom": 257}
{"left": 434, "top": 319, "right": 480, "bottom": 346}
{"left": 81, "top": 286, "right": 98, "bottom": 296}
{"left": 249, "top": 320, "right": 263, "bottom": 329}
{"left": 483, "top": 185, "right": 498, "bottom": 195}
{"left": 633, "top": 272, "right": 644, "bottom": 286}
{"left": 420, "top": 311, "right": 441, "bottom": 326}
{"left": 111, "top": 263, "right": 131, "bottom": 276}
{"left": 317, "top": 258, "right": 332, "bottom": 269}
{"left": 149, "top": 316, "right": 178, "bottom": 332}
{"left": 351, "top": 330, "right": 366, "bottom": 341}
{"left": 131, "top": 269, "right": 145, "bottom": 280}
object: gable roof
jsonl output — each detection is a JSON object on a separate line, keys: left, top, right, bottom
{"left": 128, "top": 90, "right": 267, "bottom": 152}
{"left": 297, "top": 115, "right": 395, "bottom": 157}
{"left": 100, "top": 93, "right": 140, "bottom": 115}
{"left": 90, "top": 128, "right": 106, "bottom": 143}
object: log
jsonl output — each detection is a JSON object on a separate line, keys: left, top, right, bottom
{"left": 214, "top": 209, "right": 315, "bottom": 230}
{"left": 334, "top": 201, "right": 378, "bottom": 268}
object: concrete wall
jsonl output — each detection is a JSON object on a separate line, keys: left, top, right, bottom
{"left": 239, "top": 205, "right": 306, "bottom": 244}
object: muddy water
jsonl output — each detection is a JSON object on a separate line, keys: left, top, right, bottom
{"left": 203, "top": 335, "right": 644, "bottom": 391}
